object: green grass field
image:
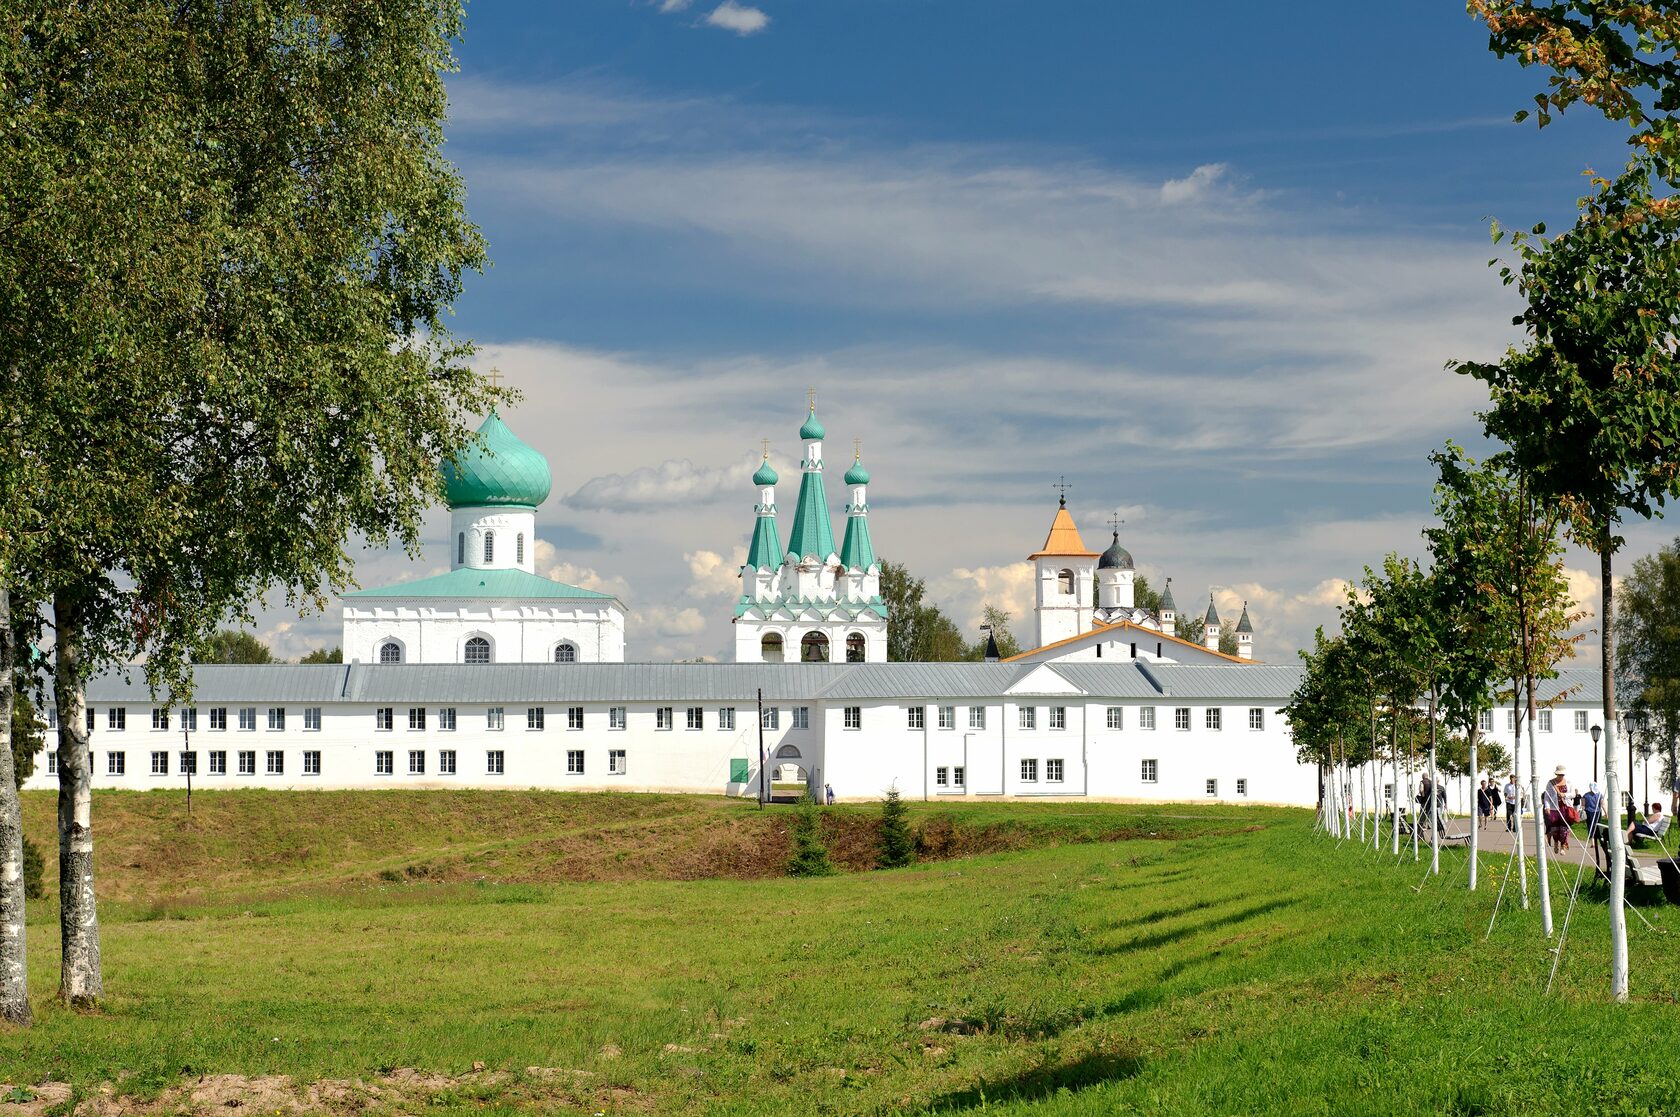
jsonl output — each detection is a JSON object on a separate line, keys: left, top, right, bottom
{"left": 2, "top": 791, "right": 1676, "bottom": 1115}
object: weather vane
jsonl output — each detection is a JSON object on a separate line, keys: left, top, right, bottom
{"left": 1053, "top": 476, "right": 1072, "bottom": 507}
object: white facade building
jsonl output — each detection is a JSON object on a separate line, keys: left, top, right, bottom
{"left": 22, "top": 664, "right": 1623, "bottom": 811}
{"left": 340, "top": 410, "right": 626, "bottom": 665}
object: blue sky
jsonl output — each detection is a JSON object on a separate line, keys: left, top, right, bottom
{"left": 256, "top": 1, "right": 1657, "bottom": 662}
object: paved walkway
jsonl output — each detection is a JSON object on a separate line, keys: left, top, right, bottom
{"left": 1341, "top": 812, "right": 1675, "bottom": 871}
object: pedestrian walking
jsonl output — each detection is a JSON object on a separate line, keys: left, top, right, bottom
{"left": 1476, "top": 779, "right": 1494, "bottom": 830}
{"left": 1504, "top": 773, "right": 1520, "bottom": 832}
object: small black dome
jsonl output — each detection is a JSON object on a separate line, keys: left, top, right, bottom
{"left": 1097, "top": 530, "right": 1134, "bottom": 570}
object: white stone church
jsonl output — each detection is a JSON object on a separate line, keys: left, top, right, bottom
{"left": 21, "top": 402, "right": 1626, "bottom": 809}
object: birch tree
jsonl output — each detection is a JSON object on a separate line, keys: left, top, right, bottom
{"left": 1471, "top": 0, "right": 1680, "bottom": 1005}
{"left": 3, "top": 1, "right": 496, "bottom": 1006}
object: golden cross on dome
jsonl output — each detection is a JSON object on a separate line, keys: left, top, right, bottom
{"left": 761, "top": 438, "right": 771, "bottom": 460}
{"left": 853, "top": 437, "right": 862, "bottom": 460}
{"left": 1053, "top": 476, "right": 1072, "bottom": 507}
{"left": 807, "top": 386, "right": 817, "bottom": 411}
{"left": 485, "top": 366, "right": 506, "bottom": 391}
{"left": 1108, "top": 511, "right": 1125, "bottom": 534}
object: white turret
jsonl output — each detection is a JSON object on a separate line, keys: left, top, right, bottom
{"left": 1030, "top": 495, "right": 1099, "bottom": 648}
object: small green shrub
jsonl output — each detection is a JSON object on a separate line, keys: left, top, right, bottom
{"left": 786, "top": 799, "right": 836, "bottom": 877}
{"left": 22, "top": 834, "right": 44, "bottom": 900}
{"left": 877, "top": 785, "right": 915, "bottom": 869}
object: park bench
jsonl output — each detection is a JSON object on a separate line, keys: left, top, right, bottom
{"left": 1590, "top": 822, "right": 1668, "bottom": 893}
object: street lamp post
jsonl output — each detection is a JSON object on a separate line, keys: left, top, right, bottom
{"left": 1591, "top": 723, "right": 1601, "bottom": 785}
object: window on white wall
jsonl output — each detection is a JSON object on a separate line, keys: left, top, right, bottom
{"left": 379, "top": 641, "right": 402, "bottom": 664}
{"left": 938, "top": 706, "right": 955, "bottom": 730}
{"left": 517, "top": 533, "right": 525, "bottom": 565}
{"left": 268, "top": 708, "right": 286, "bottom": 731}
{"left": 610, "top": 706, "right": 626, "bottom": 730}
{"left": 304, "top": 707, "right": 322, "bottom": 732}
{"left": 969, "top": 707, "right": 986, "bottom": 730}
{"left": 1236, "top": 778, "right": 1248, "bottom": 796}
{"left": 1049, "top": 707, "right": 1066, "bottom": 730}
{"left": 527, "top": 707, "right": 545, "bottom": 731}
{"left": 1205, "top": 779, "right": 1218, "bottom": 797}
{"left": 150, "top": 751, "right": 167, "bottom": 775}
{"left": 718, "top": 707, "right": 735, "bottom": 730}
{"left": 182, "top": 708, "right": 197, "bottom": 732}
{"left": 107, "top": 752, "right": 125, "bottom": 776}
{"left": 408, "top": 707, "right": 426, "bottom": 731}
{"left": 486, "top": 750, "right": 504, "bottom": 775}
{"left": 1046, "top": 758, "right": 1064, "bottom": 783}
{"left": 438, "top": 708, "right": 456, "bottom": 732}
{"left": 1480, "top": 710, "right": 1494, "bottom": 732}
{"left": 1140, "top": 707, "right": 1156, "bottom": 730}
{"left": 688, "top": 707, "right": 704, "bottom": 730}
{"left": 1248, "top": 708, "right": 1264, "bottom": 731}
{"left": 907, "top": 707, "right": 925, "bottom": 730}
{"left": 792, "top": 707, "right": 809, "bottom": 730}
{"left": 439, "top": 750, "right": 456, "bottom": 775}
{"left": 657, "top": 707, "right": 673, "bottom": 731}
{"left": 464, "top": 637, "right": 491, "bottom": 665}
{"left": 152, "top": 708, "right": 169, "bottom": 731}
{"left": 1507, "top": 710, "right": 1516, "bottom": 731}
{"left": 109, "top": 708, "right": 126, "bottom": 731}
{"left": 210, "top": 707, "right": 227, "bottom": 731}
{"left": 238, "top": 707, "right": 257, "bottom": 732}
{"left": 935, "top": 767, "right": 948, "bottom": 787}
{"left": 554, "top": 643, "right": 577, "bottom": 664}
{"left": 844, "top": 707, "right": 861, "bottom": 730}
{"left": 1539, "top": 710, "right": 1553, "bottom": 732}
{"left": 1020, "top": 758, "right": 1038, "bottom": 782}
{"left": 567, "top": 750, "right": 585, "bottom": 774}
{"left": 375, "top": 708, "right": 393, "bottom": 732}
{"left": 1174, "top": 708, "right": 1190, "bottom": 731}
{"left": 1141, "top": 758, "right": 1158, "bottom": 783}
{"left": 46, "top": 752, "right": 57, "bottom": 775}
{"left": 208, "top": 750, "right": 226, "bottom": 775}
{"left": 303, "top": 751, "right": 321, "bottom": 776}
{"left": 179, "top": 751, "right": 197, "bottom": 776}
{"left": 569, "top": 706, "right": 585, "bottom": 731}
{"left": 484, "top": 531, "right": 495, "bottom": 564}
{"left": 609, "top": 749, "right": 626, "bottom": 775}
{"left": 1206, "top": 708, "right": 1222, "bottom": 731}
{"left": 761, "top": 707, "right": 779, "bottom": 730}
{"left": 1019, "top": 707, "right": 1037, "bottom": 730}
{"left": 409, "top": 750, "right": 425, "bottom": 775}
{"left": 1574, "top": 710, "right": 1589, "bottom": 732}
{"left": 238, "top": 750, "right": 256, "bottom": 775}
{"left": 952, "top": 766, "right": 965, "bottom": 787}
{"left": 375, "top": 751, "right": 394, "bottom": 775}
{"left": 266, "top": 750, "right": 284, "bottom": 775}
{"left": 487, "top": 707, "right": 504, "bottom": 731}
{"left": 1106, "top": 707, "right": 1123, "bottom": 731}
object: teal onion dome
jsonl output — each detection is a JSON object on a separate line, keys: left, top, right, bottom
{"left": 753, "top": 457, "right": 779, "bottom": 486}
{"left": 844, "top": 458, "right": 870, "bottom": 485}
{"left": 799, "top": 408, "right": 826, "bottom": 441}
{"left": 441, "top": 410, "right": 553, "bottom": 508}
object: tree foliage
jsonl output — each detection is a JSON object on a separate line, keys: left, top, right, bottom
{"left": 876, "top": 786, "right": 915, "bottom": 869}
{"left": 786, "top": 799, "right": 836, "bottom": 877}
{"left": 200, "top": 631, "right": 276, "bottom": 666}
{"left": 881, "top": 562, "right": 967, "bottom": 662}
{"left": 299, "top": 647, "right": 344, "bottom": 665}
{"left": 1616, "top": 537, "right": 1680, "bottom": 808}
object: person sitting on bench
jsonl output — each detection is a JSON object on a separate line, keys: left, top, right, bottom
{"left": 1626, "top": 802, "right": 1669, "bottom": 844}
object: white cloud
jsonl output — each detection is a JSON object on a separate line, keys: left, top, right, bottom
{"left": 1160, "top": 162, "right": 1228, "bottom": 204}
{"left": 686, "top": 547, "right": 747, "bottom": 598}
{"left": 565, "top": 454, "right": 761, "bottom": 511}
{"left": 533, "top": 540, "right": 633, "bottom": 599}
{"left": 929, "top": 562, "right": 1035, "bottom": 636}
{"left": 706, "top": 1, "right": 769, "bottom": 34}
{"left": 659, "top": 0, "right": 691, "bottom": 11}
{"left": 636, "top": 604, "right": 709, "bottom": 637}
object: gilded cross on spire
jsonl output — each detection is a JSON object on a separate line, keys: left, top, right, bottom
{"left": 807, "top": 386, "right": 817, "bottom": 411}
{"left": 853, "top": 437, "right": 862, "bottom": 461}
{"left": 761, "top": 438, "right": 771, "bottom": 460}
{"left": 1052, "top": 476, "right": 1072, "bottom": 507}
{"left": 485, "top": 366, "right": 505, "bottom": 391}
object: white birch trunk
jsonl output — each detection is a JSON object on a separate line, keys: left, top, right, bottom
{"left": 53, "top": 595, "right": 102, "bottom": 1005}
{"left": 1512, "top": 689, "right": 1529, "bottom": 909}
{"left": 1359, "top": 758, "right": 1368, "bottom": 844}
{"left": 1467, "top": 725, "right": 1480, "bottom": 892}
{"left": 1428, "top": 689, "right": 1440, "bottom": 876}
{"left": 0, "top": 587, "right": 32, "bottom": 1025}
{"left": 1601, "top": 545, "right": 1628, "bottom": 1001}
{"left": 1527, "top": 682, "right": 1553, "bottom": 936}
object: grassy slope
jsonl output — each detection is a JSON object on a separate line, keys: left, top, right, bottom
{"left": 3, "top": 793, "right": 1676, "bottom": 1115}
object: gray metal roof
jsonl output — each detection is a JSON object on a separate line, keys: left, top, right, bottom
{"left": 1140, "top": 663, "right": 1306, "bottom": 701}
{"left": 1044, "top": 664, "right": 1185, "bottom": 699}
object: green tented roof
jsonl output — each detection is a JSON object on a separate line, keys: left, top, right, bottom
{"left": 840, "top": 511, "right": 876, "bottom": 571}
{"left": 345, "top": 567, "right": 617, "bottom": 601}
{"left": 1159, "top": 582, "right": 1177, "bottom": 611}
{"left": 784, "top": 468, "right": 837, "bottom": 562}
{"left": 745, "top": 510, "right": 783, "bottom": 571}
{"left": 441, "top": 411, "right": 553, "bottom": 509}
{"left": 1235, "top": 604, "right": 1253, "bottom": 634}
{"left": 1204, "top": 598, "right": 1220, "bottom": 625}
